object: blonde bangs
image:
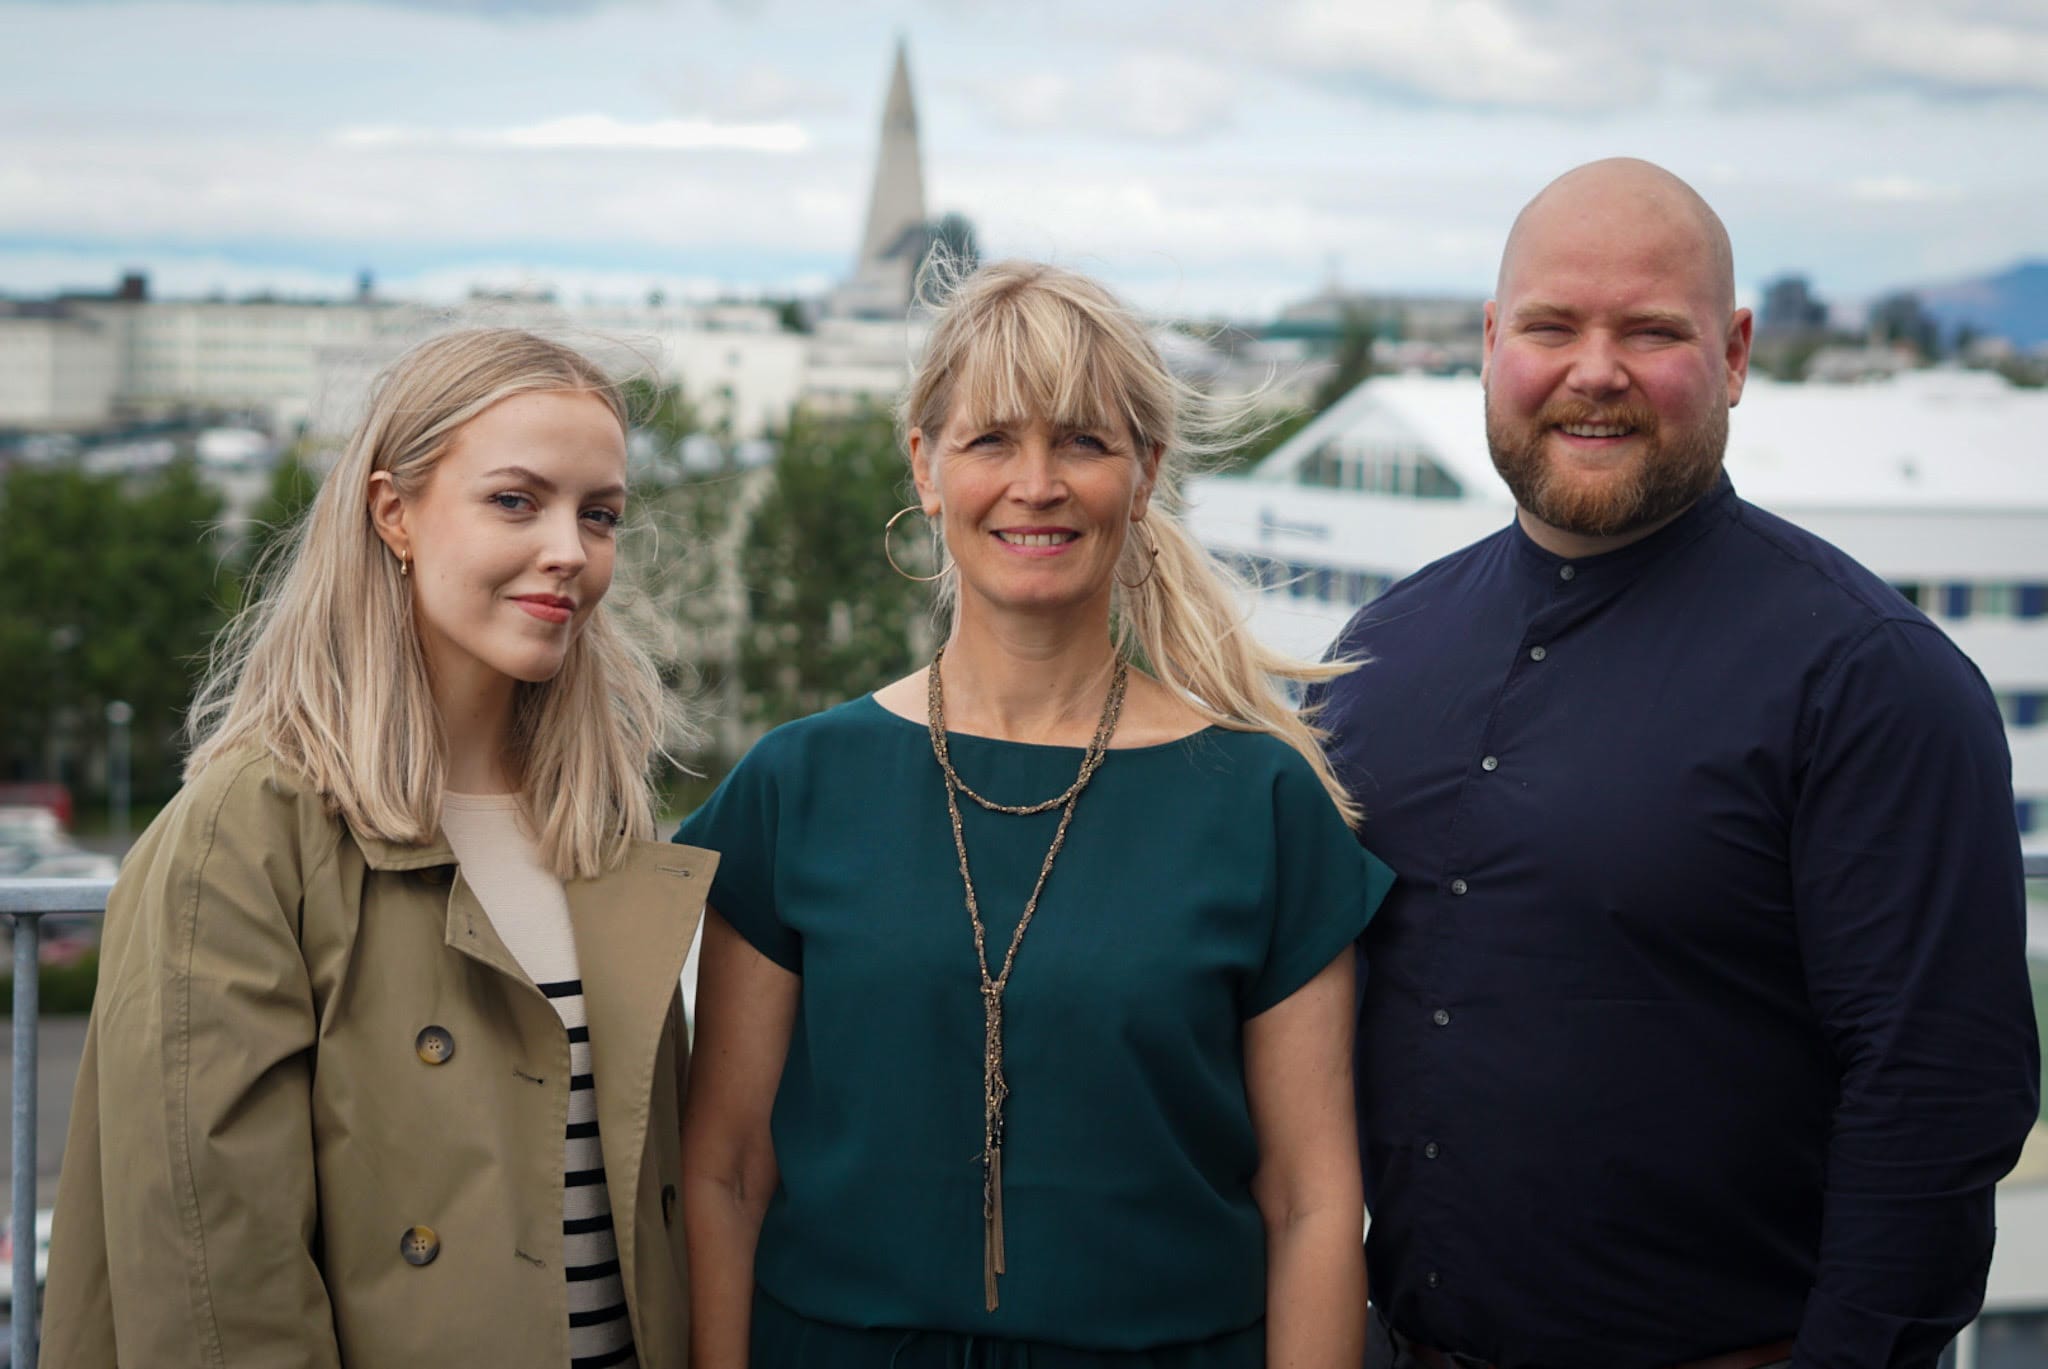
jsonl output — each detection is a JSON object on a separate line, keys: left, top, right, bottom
{"left": 939, "top": 292, "right": 1148, "bottom": 450}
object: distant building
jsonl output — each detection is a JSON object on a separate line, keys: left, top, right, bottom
{"left": 1759, "top": 274, "right": 1828, "bottom": 334}
{"left": 1867, "top": 291, "right": 1941, "bottom": 358}
{"left": 828, "top": 40, "right": 929, "bottom": 322}
{"left": 28, "top": 271, "right": 410, "bottom": 428}
{"left": 1275, "top": 287, "right": 1486, "bottom": 347}
{"left": 0, "top": 302, "right": 119, "bottom": 428}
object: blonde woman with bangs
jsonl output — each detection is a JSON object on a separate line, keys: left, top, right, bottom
{"left": 44, "top": 328, "right": 715, "bottom": 1369}
{"left": 680, "top": 261, "right": 1393, "bottom": 1369}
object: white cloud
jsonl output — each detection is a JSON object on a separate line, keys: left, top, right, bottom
{"left": 1262, "top": 0, "right": 1654, "bottom": 111}
{"left": 334, "top": 113, "right": 810, "bottom": 153}
{"left": 1848, "top": 176, "right": 1963, "bottom": 204}
{"left": 1850, "top": 13, "right": 2048, "bottom": 96}
{"left": 1234, "top": 0, "right": 2048, "bottom": 111}
{"left": 969, "top": 51, "right": 1235, "bottom": 143}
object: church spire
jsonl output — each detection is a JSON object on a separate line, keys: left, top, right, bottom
{"left": 833, "top": 38, "right": 930, "bottom": 319}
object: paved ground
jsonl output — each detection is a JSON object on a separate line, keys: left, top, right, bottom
{"left": 0, "top": 1015, "right": 87, "bottom": 1211}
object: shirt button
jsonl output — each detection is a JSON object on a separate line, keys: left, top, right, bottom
{"left": 1480, "top": 756, "right": 1498, "bottom": 772}
{"left": 1426, "top": 1270, "right": 1442, "bottom": 1289}
{"left": 1559, "top": 565, "right": 1576, "bottom": 581}
{"left": 1449, "top": 878, "right": 1469, "bottom": 896}
{"left": 1432, "top": 1008, "right": 1451, "bottom": 1026}
{"left": 1424, "top": 1141, "right": 1440, "bottom": 1159}
{"left": 415, "top": 1025, "right": 455, "bottom": 1065}
{"left": 400, "top": 1225, "right": 440, "bottom": 1266}
{"left": 1529, "top": 645, "right": 1548, "bottom": 662}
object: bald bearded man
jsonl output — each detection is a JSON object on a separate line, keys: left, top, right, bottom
{"left": 1314, "top": 160, "right": 2039, "bottom": 1368}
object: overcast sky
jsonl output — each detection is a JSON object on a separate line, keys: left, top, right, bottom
{"left": 3, "top": 0, "right": 2045, "bottom": 317}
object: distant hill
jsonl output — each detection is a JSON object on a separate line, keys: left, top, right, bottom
{"left": 1916, "top": 261, "right": 2048, "bottom": 349}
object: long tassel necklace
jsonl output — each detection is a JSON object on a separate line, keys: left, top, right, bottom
{"left": 926, "top": 644, "right": 1128, "bottom": 1312}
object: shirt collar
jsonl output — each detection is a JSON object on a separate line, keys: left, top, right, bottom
{"left": 1507, "top": 471, "right": 1737, "bottom": 583}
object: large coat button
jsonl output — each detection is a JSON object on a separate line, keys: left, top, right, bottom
{"left": 400, "top": 1226, "right": 440, "bottom": 1266}
{"left": 415, "top": 1026, "right": 455, "bottom": 1065}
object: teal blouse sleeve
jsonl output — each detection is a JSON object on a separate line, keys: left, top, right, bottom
{"left": 1243, "top": 755, "right": 1394, "bottom": 1016}
{"left": 672, "top": 736, "right": 799, "bottom": 972}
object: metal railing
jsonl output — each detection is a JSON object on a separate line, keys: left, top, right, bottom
{"left": 2, "top": 858, "right": 2048, "bottom": 1367}
{"left": 3, "top": 878, "right": 110, "bottom": 1369}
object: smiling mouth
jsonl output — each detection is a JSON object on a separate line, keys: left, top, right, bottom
{"left": 512, "top": 595, "right": 575, "bottom": 624}
{"left": 995, "top": 531, "right": 1080, "bottom": 548}
{"left": 1557, "top": 423, "right": 1637, "bottom": 439}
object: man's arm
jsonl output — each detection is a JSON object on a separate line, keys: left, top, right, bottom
{"left": 1791, "top": 619, "right": 2039, "bottom": 1368}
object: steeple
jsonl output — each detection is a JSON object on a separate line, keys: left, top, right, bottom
{"left": 831, "top": 39, "right": 930, "bottom": 319}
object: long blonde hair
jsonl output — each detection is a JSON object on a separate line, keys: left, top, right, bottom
{"left": 901, "top": 259, "right": 1361, "bottom": 825}
{"left": 186, "top": 327, "right": 687, "bottom": 878}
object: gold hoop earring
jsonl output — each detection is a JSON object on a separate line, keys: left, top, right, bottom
{"left": 884, "top": 505, "right": 947, "bottom": 583}
{"left": 1115, "top": 519, "right": 1159, "bottom": 590}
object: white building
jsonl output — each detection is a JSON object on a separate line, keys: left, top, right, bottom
{"left": 69, "top": 293, "right": 404, "bottom": 427}
{"left": 303, "top": 294, "right": 810, "bottom": 441}
{"left": 0, "top": 304, "right": 120, "bottom": 428}
{"left": 1187, "top": 369, "right": 2048, "bottom": 849}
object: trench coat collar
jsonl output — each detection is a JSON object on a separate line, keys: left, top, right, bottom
{"left": 346, "top": 827, "right": 457, "bottom": 872}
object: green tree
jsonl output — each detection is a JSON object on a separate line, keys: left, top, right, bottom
{"left": 623, "top": 377, "right": 701, "bottom": 479}
{"left": 236, "top": 444, "right": 322, "bottom": 589}
{"left": 1313, "top": 306, "right": 1377, "bottom": 411}
{"left": 0, "top": 458, "right": 231, "bottom": 801}
{"left": 736, "top": 405, "right": 931, "bottom": 729}
{"left": 921, "top": 211, "right": 982, "bottom": 279}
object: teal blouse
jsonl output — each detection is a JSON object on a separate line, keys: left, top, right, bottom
{"left": 675, "top": 696, "right": 1392, "bottom": 1352}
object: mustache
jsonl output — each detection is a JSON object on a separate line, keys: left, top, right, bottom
{"left": 1533, "top": 399, "right": 1660, "bottom": 433}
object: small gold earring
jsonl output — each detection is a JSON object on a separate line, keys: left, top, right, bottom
{"left": 398, "top": 549, "right": 410, "bottom": 578}
{"left": 884, "top": 505, "right": 947, "bottom": 583}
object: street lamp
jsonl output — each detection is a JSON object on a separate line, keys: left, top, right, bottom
{"left": 106, "top": 700, "right": 133, "bottom": 848}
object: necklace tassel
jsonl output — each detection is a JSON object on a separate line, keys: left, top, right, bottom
{"left": 991, "top": 1145, "right": 1006, "bottom": 1275}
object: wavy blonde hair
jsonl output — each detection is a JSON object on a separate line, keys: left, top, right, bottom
{"left": 901, "top": 259, "right": 1361, "bottom": 825}
{"left": 186, "top": 327, "right": 687, "bottom": 879}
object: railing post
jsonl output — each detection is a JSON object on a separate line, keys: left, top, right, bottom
{"left": 12, "top": 911, "right": 39, "bottom": 1369}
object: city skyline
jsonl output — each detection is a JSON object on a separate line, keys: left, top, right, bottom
{"left": 3, "top": 0, "right": 2046, "bottom": 317}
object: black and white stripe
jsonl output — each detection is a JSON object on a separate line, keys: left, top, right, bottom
{"left": 549, "top": 978, "right": 639, "bottom": 1369}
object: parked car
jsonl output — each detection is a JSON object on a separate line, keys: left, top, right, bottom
{"left": 0, "top": 1208, "right": 52, "bottom": 1312}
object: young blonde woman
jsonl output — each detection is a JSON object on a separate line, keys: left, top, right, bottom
{"left": 43, "top": 328, "right": 714, "bottom": 1369}
{"left": 680, "top": 261, "right": 1393, "bottom": 1369}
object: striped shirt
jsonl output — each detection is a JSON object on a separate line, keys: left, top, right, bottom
{"left": 443, "top": 794, "right": 637, "bottom": 1369}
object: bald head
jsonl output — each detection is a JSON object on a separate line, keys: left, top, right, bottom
{"left": 1498, "top": 159, "right": 1736, "bottom": 316}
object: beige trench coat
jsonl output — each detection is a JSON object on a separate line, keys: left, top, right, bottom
{"left": 42, "top": 748, "right": 716, "bottom": 1368}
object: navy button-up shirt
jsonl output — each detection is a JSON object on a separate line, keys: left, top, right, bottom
{"left": 1316, "top": 477, "right": 2038, "bottom": 1369}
